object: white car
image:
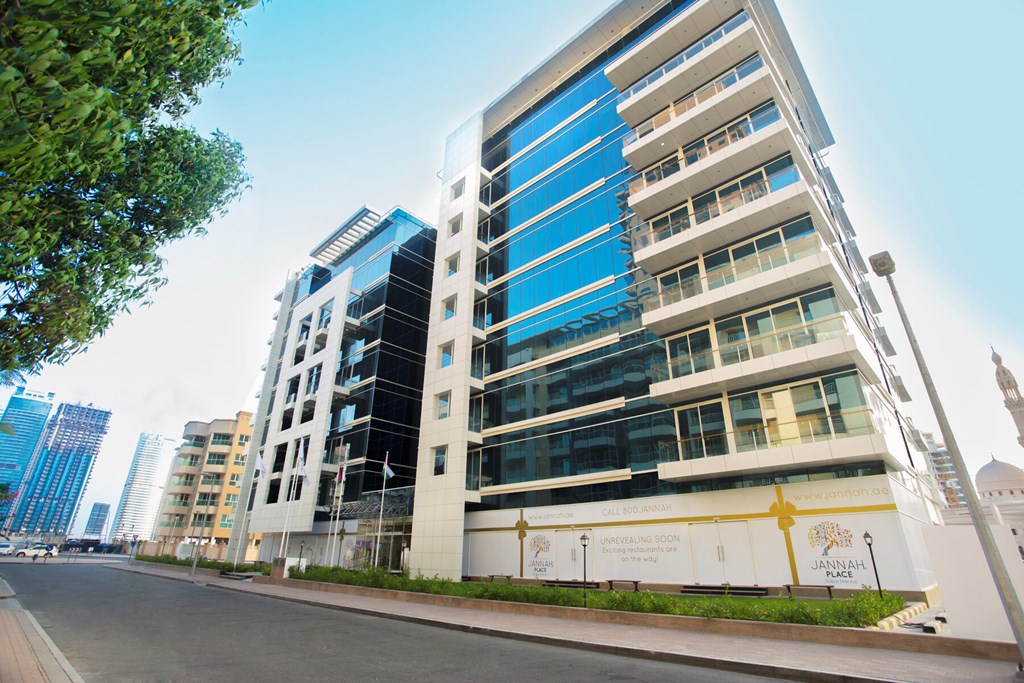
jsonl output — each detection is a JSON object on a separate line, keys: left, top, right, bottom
{"left": 16, "top": 544, "right": 57, "bottom": 558}
{"left": 0, "top": 542, "right": 14, "bottom": 556}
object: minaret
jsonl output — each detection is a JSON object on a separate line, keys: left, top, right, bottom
{"left": 992, "top": 347, "right": 1024, "bottom": 448}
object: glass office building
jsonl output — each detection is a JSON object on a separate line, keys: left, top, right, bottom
{"left": 83, "top": 502, "right": 110, "bottom": 539}
{"left": 228, "top": 207, "right": 435, "bottom": 568}
{"left": 410, "top": 0, "right": 940, "bottom": 598}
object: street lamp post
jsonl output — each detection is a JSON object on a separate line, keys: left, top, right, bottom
{"left": 580, "top": 533, "right": 590, "bottom": 608}
{"left": 863, "top": 532, "right": 881, "bottom": 597}
{"left": 870, "top": 250, "right": 1024, "bottom": 672}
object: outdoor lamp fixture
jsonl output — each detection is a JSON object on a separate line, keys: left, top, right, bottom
{"left": 862, "top": 532, "right": 881, "bottom": 597}
{"left": 580, "top": 533, "right": 590, "bottom": 607}
{"left": 870, "top": 250, "right": 1024, "bottom": 671}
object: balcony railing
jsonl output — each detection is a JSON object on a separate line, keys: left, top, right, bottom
{"left": 631, "top": 158, "right": 801, "bottom": 251}
{"left": 658, "top": 314, "right": 849, "bottom": 381}
{"left": 629, "top": 103, "right": 782, "bottom": 197}
{"left": 624, "top": 54, "right": 765, "bottom": 148}
{"left": 662, "top": 406, "right": 877, "bottom": 461}
{"left": 619, "top": 11, "right": 750, "bottom": 104}
{"left": 639, "top": 228, "right": 823, "bottom": 314}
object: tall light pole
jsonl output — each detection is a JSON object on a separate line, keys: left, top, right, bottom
{"left": 580, "top": 533, "right": 590, "bottom": 608}
{"left": 870, "top": 251, "right": 1024, "bottom": 671}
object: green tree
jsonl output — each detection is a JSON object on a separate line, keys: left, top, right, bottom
{"left": 1, "top": 0, "right": 256, "bottom": 374}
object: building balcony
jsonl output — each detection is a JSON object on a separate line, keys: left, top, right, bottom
{"left": 633, "top": 174, "right": 835, "bottom": 276}
{"left": 628, "top": 114, "right": 815, "bottom": 220}
{"left": 639, "top": 234, "right": 858, "bottom": 336}
{"left": 622, "top": 55, "right": 779, "bottom": 171}
{"left": 610, "top": 4, "right": 755, "bottom": 127}
{"left": 656, "top": 407, "right": 907, "bottom": 483}
{"left": 649, "top": 313, "right": 881, "bottom": 405}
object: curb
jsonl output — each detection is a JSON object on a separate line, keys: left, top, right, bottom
{"left": 873, "top": 602, "right": 928, "bottom": 631}
{"left": 0, "top": 575, "right": 16, "bottom": 599}
{"left": 19, "top": 609, "right": 86, "bottom": 683}
{"left": 113, "top": 564, "right": 906, "bottom": 683}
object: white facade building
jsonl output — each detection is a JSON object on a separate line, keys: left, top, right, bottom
{"left": 109, "top": 432, "right": 176, "bottom": 542}
{"left": 408, "top": 0, "right": 941, "bottom": 598}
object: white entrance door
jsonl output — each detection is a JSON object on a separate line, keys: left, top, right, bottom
{"left": 690, "top": 522, "right": 726, "bottom": 584}
{"left": 554, "top": 529, "right": 594, "bottom": 581}
{"left": 690, "top": 521, "right": 758, "bottom": 585}
{"left": 717, "top": 521, "right": 758, "bottom": 585}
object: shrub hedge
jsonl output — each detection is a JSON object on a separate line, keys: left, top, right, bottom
{"left": 286, "top": 565, "right": 904, "bottom": 628}
{"left": 135, "top": 554, "right": 272, "bottom": 575}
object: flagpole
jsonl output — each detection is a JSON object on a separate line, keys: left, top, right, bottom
{"left": 280, "top": 472, "right": 297, "bottom": 559}
{"left": 280, "top": 441, "right": 304, "bottom": 559}
{"left": 236, "top": 451, "right": 264, "bottom": 568}
{"left": 372, "top": 451, "right": 389, "bottom": 568}
{"left": 327, "top": 445, "right": 349, "bottom": 566}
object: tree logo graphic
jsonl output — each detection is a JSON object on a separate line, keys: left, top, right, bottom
{"left": 807, "top": 521, "right": 853, "bottom": 557}
{"left": 529, "top": 534, "right": 551, "bottom": 558}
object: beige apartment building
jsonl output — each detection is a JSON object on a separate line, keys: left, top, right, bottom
{"left": 149, "top": 411, "right": 258, "bottom": 560}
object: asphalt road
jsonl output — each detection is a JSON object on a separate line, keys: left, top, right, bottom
{"left": 0, "top": 562, "right": 788, "bottom": 683}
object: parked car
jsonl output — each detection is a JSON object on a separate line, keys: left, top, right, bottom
{"left": 16, "top": 544, "right": 58, "bottom": 558}
{"left": 0, "top": 542, "right": 15, "bottom": 556}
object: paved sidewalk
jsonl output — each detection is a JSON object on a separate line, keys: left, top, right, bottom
{"left": 0, "top": 576, "right": 82, "bottom": 683}
{"left": 114, "top": 564, "right": 1018, "bottom": 683}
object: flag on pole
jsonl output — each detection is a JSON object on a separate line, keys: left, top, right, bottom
{"left": 254, "top": 451, "right": 266, "bottom": 479}
{"left": 382, "top": 455, "right": 395, "bottom": 480}
{"left": 337, "top": 463, "right": 347, "bottom": 484}
{"left": 297, "top": 442, "right": 311, "bottom": 487}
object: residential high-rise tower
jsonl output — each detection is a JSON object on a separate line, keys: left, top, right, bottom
{"left": 0, "top": 387, "right": 54, "bottom": 501}
{"left": 109, "top": 432, "right": 177, "bottom": 542}
{"left": 6, "top": 401, "right": 111, "bottom": 537}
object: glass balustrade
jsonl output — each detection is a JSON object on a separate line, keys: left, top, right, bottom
{"left": 629, "top": 103, "right": 782, "bottom": 196}
{"left": 631, "top": 156, "right": 800, "bottom": 251}
{"left": 619, "top": 11, "right": 750, "bottom": 104}
{"left": 624, "top": 54, "right": 765, "bottom": 148}
{"left": 666, "top": 406, "right": 876, "bottom": 461}
{"left": 661, "top": 314, "right": 848, "bottom": 380}
{"left": 639, "top": 227, "right": 822, "bottom": 313}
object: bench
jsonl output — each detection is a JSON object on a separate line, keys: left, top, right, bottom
{"left": 606, "top": 579, "right": 642, "bottom": 592}
{"left": 488, "top": 574, "right": 513, "bottom": 583}
{"left": 542, "top": 579, "right": 601, "bottom": 590}
{"left": 784, "top": 583, "right": 835, "bottom": 600}
{"left": 680, "top": 584, "right": 768, "bottom": 598}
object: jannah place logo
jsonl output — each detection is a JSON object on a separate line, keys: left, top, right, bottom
{"left": 529, "top": 534, "right": 551, "bottom": 558}
{"left": 526, "top": 533, "right": 553, "bottom": 576}
{"left": 807, "top": 521, "right": 852, "bottom": 557}
{"left": 807, "top": 521, "right": 865, "bottom": 581}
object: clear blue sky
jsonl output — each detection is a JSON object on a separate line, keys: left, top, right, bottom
{"left": 7, "top": 1, "right": 1022, "bottom": 533}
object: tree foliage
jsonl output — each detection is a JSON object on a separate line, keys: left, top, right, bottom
{"left": 1, "top": 0, "right": 257, "bottom": 373}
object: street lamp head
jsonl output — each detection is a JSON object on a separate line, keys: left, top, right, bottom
{"left": 863, "top": 531, "right": 873, "bottom": 546}
{"left": 869, "top": 251, "right": 896, "bottom": 277}
{"left": 580, "top": 533, "right": 589, "bottom": 548}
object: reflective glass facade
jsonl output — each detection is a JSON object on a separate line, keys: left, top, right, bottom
{"left": 5, "top": 402, "right": 111, "bottom": 536}
{"left": 0, "top": 387, "right": 53, "bottom": 496}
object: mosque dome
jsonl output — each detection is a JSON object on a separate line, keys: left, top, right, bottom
{"left": 976, "top": 457, "right": 1024, "bottom": 494}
